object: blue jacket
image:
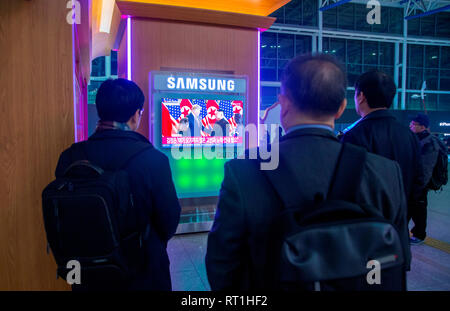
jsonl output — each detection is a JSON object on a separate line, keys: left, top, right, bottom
{"left": 55, "top": 129, "right": 181, "bottom": 290}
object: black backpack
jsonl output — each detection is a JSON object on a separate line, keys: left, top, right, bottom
{"left": 427, "top": 135, "right": 448, "bottom": 191}
{"left": 42, "top": 141, "right": 151, "bottom": 287}
{"left": 263, "top": 143, "right": 407, "bottom": 291}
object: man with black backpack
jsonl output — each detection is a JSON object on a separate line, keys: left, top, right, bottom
{"left": 42, "top": 79, "right": 181, "bottom": 290}
{"left": 409, "top": 113, "right": 448, "bottom": 244}
{"left": 206, "top": 54, "right": 411, "bottom": 291}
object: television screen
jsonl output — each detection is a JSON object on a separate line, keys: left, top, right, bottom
{"left": 161, "top": 98, "right": 244, "bottom": 147}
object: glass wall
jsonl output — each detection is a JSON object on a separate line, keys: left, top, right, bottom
{"left": 271, "top": 1, "right": 404, "bottom": 35}
{"left": 262, "top": 3, "right": 450, "bottom": 114}
{"left": 408, "top": 12, "right": 450, "bottom": 38}
{"left": 261, "top": 86, "right": 280, "bottom": 111}
{"left": 269, "top": 0, "right": 318, "bottom": 27}
{"left": 323, "top": 38, "right": 395, "bottom": 81}
{"left": 407, "top": 45, "right": 450, "bottom": 110}
{"left": 87, "top": 51, "right": 118, "bottom": 135}
{"left": 261, "top": 32, "right": 312, "bottom": 82}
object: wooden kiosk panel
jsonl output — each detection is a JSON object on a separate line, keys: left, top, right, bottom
{"left": 116, "top": 2, "right": 275, "bottom": 142}
{"left": 117, "top": 1, "right": 276, "bottom": 30}
{"left": 115, "top": 1, "right": 277, "bottom": 231}
{"left": 127, "top": 19, "right": 260, "bottom": 141}
{"left": 0, "top": 0, "right": 76, "bottom": 290}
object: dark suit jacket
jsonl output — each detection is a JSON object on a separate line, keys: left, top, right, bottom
{"left": 55, "top": 129, "right": 181, "bottom": 290}
{"left": 341, "top": 110, "right": 425, "bottom": 206}
{"left": 212, "top": 118, "right": 229, "bottom": 137}
{"left": 188, "top": 113, "right": 202, "bottom": 137}
{"left": 205, "top": 127, "right": 410, "bottom": 290}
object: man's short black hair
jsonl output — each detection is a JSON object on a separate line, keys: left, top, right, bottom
{"left": 281, "top": 53, "right": 347, "bottom": 116}
{"left": 354, "top": 70, "right": 396, "bottom": 109}
{"left": 96, "top": 78, "right": 145, "bottom": 123}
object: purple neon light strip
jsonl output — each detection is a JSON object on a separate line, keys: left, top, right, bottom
{"left": 257, "top": 30, "right": 261, "bottom": 146}
{"left": 72, "top": 19, "right": 78, "bottom": 142}
{"left": 127, "top": 17, "right": 132, "bottom": 80}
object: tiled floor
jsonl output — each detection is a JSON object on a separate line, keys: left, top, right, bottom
{"left": 168, "top": 232, "right": 210, "bottom": 291}
{"left": 168, "top": 187, "right": 450, "bottom": 291}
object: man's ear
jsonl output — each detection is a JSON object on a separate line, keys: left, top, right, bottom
{"left": 335, "top": 99, "right": 347, "bottom": 120}
{"left": 357, "top": 91, "right": 366, "bottom": 105}
{"left": 278, "top": 94, "right": 291, "bottom": 117}
{"left": 127, "top": 109, "right": 141, "bottom": 130}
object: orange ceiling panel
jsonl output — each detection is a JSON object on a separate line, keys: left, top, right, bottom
{"left": 116, "top": 0, "right": 291, "bottom": 16}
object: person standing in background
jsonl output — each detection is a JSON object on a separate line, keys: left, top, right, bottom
{"left": 340, "top": 70, "right": 426, "bottom": 236}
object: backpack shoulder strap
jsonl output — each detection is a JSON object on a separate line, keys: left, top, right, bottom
{"left": 261, "top": 143, "right": 367, "bottom": 209}
{"left": 327, "top": 143, "right": 367, "bottom": 202}
{"left": 260, "top": 154, "right": 301, "bottom": 209}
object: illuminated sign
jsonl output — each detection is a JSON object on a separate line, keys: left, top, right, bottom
{"left": 167, "top": 77, "right": 235, "bottom": 92}
{"left": 153, "top": 73, "right": 246, "bottom": 93}
{"left": 439, "top": 122, "right": 450, "bottom": 127}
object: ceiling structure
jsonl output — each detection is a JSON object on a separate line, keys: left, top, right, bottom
{"left": 320, "top": 0, "right": 450, "bottom": 20}
{"left": 88, "top": 0, "right": 450, "bottom": 71}
{"left": 116, "top": 0, "right": 291, "bottom": 16}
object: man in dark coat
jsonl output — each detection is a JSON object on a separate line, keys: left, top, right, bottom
{"left": 187, "top": 104, "right": 203, "bottom": 137}
{"left": 55, "top": 79, "right": 181, "bottom": 290}
{"left": 206, "top": 54, "right": 411, "bottom": 290}
{"left": 408, "top": 113, "right": 439, "bottom": 244}
{"left": 211, "top": 109, "right": 229, "bottom": 137}
{"left": 340, "top": 70, "right": 425, "bottom": 222}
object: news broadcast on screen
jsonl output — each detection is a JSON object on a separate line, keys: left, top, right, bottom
{"left": 161, "top": 98, "right": 244, "bottom": 147}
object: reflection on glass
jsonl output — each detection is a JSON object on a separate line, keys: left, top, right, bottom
{"left": 278, "top": 34, "right": 294, "bottom": 60}
{"left": 261, "top": 32, "right": 277, "bottom": 59}
{"left": 363, "top": 41, "right": 378, "bottom": 65}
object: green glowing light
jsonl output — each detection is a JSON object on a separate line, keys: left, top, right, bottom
{"left": 196, "top": 175, "right": 208, "bottom": 188}
{"left": 176, "top": 159, "right": 191, "bottom": 170}
{"left": 195, "top": 159, "right": 208, "bottom": 169}
{"left": 177, "top": 175, "right": 191, "bottom": 189}
{"left": 168, "top": 155, "right": 230, "bottom": 197}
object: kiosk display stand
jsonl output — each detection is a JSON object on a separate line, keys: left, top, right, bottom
{"left": 151, "top": 71, "right": 248, "bottom": 196}
{"left": 115, "top": 0, "right": 281, "bottom": 233}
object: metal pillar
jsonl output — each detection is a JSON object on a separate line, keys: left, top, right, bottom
{"left": 312, "top": 35, "right": 317, "bottom": 53}
{"left": 401, "top": 10, "right": 408, "bottom": 110}
{"left": 318, "top": 0, "right": 323, "bottom": 52}
{"left": 394, "top": 42, "right": 400, "bottom": 109}
{"left": 105, "top": 55, "right": 111, "bottom": 77}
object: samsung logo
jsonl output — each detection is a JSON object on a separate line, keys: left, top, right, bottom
{"left": 167, "top": 77, "right": 235, "bottom": 92}
{"left": 439, "top": 122, "right": 450, "bottom": 126}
